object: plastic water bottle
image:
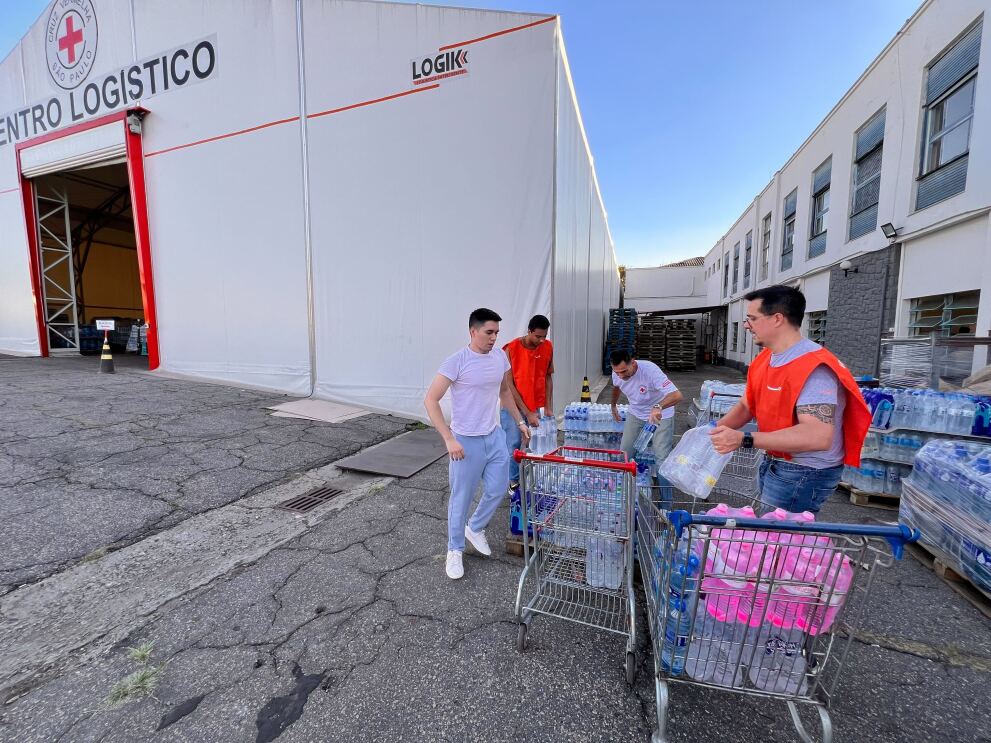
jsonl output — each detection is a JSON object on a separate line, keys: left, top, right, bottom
{"left": 633, "top": 423, "right": 656, "bottom": 458}
{"left": 668, "top": 540, "right": 701, "bottom": 604}
{"left": 658, "top": 423, "right": 733, "bottom": 500}
{"left": 885, "top": 463, "right": 898, "bottom": 495}
{"left": 603, "top": 506, "right": 625, "bottom": 590}
{"left": 748, "top": 624, "right": 808, "bottom": 695}
{"left": 660, "top": 598, "right": 693, "bottom": 675}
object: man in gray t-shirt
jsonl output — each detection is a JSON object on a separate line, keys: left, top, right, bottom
{"left": 710, "top": 286, "right": 869, "bottom": 513}
{"left": 772, "top": 338, "right": 847, "bottom": 469}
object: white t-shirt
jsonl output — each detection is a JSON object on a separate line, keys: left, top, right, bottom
{"left": 438, "top": 346, "right": 510, "bottom": 436}
{"left": 612, "top": 359, "right": 679, "bottom": 421}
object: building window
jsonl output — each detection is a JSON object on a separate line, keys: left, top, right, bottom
{"left": 732, "top": 242, "right": 740, "bottom": 294}
{"left": 723, "top": 254, "right": 729, "bottom": 297}
{"left": 781, "top": 190, "right": 797, "bottom": 271}
{"left": 760, "top": 213, "right": 771, "bottom": 281}
{"left": 743, "top": 231, "right": 753, "bottom": 289}
{"left": 731, "top": 321, "right": 739, "bottom": 351}
{"left": 850, "top": 108, "right": 885, "bottom": 240}
{"left": 809, "top": 159, "right": 830, "bottom": 259}
{"left": 916, "top": 20, "right": 982, "bottom": 210}
{"left": 923, "top": 76, "right": 976, "bottom": 175}
{"left": 807, "top": 310, "right": 827, "bottom": 344}
{"left": 909, "top": 291, "right": 980, "bottom": 337}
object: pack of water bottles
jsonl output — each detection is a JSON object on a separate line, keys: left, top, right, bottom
{"left": 563, "top": 402, "right": 626, "bottom": 450}
{"left": 658, "top": 423, "right": 733, "bottom": 500}
{"left": 899, "top": 441, "right": 991, "bottom": 593}
{"left": 862, "top": 429, "right": 933, "bottom": 464}
{"left": 698, "top": 381, "right": 746, "bottom": 414}
{"left": 863, "top": 386, "right": 991, "bottom": 436}
{"left": 526, "top": 412, "right": 559, "bottom": 455}
{"left": 843, "top": 460, "right": 911, "bottom": 496}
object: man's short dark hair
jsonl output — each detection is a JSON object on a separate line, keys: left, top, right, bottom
{"left": 469, "top": 308, "right": 501, "bottom": 329}
{"left": 743, "top": 285, "right": 806, "bottom": 328}
{"left": 610, "top": 349, "right": 632, "bottom": 366}
{"left": 528, "top": 314, "right": 550, "bottom": 331}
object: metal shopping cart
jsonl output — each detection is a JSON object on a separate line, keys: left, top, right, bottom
{"left": 636, "top": 487, "right": 919, "bottom": 742}
{"left": 513, "top": 447, "right": 639, "bottom": 684}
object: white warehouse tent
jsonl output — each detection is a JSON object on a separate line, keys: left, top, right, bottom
{"left": 0, "top": 0, "right": 619, "bottom": 421}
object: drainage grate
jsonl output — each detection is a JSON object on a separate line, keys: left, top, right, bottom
{"left": 276, "top": 486, "right": 345, "bottom": 513}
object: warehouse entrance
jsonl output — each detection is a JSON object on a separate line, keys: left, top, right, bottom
{"left": 31, "top": 164, "right": 148, "bottom": 363}
{"left": 18, "top": 109, "right": 160, "bottom": 368}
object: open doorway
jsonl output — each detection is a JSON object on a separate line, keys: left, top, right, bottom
{"left": 32, "top": 163, "right": 149, "bottom": 367}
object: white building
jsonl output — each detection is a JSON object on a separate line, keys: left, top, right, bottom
{"left": 702, "top": 0, "right": 990, "bottom": 376}
{"left": 0, "top": 1, "right": 619, "bottom": 420}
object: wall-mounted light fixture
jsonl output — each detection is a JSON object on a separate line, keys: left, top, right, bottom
{"left": 839, "top": 259, "right": 859, "bottom": 278}
{"left": 880, "top": 223, "right": 898, "bottom": 240}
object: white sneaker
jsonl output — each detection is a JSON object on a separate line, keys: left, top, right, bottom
{"left": 445, "top": 550, "right": 464, "bottom": 579}
{"left": 465, "top": 525, "right": 492, "bottom": 556}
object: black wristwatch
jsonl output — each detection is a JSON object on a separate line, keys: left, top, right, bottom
{"left": 741, "top": 433, "right": 754, "bottom": 449}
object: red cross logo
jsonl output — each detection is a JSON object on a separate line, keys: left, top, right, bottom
{"left": 58, "top": 13, "right": 84, "bottom": 65}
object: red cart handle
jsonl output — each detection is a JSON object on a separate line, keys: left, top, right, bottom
{"left": 512, "top": 448, "right": 637, "bottom": 474}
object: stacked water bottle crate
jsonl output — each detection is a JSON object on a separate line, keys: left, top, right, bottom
{"left": 900, "top": 440, "right": 991, "bottom": 595}
{"left": 563, "top": 402, "right": 627, "bottom": 450}
{"left": 863, "top": 387, "right": 991, "bottom": 436}
{"left": 847, "top": 386, "right": 991, "bottom": 499}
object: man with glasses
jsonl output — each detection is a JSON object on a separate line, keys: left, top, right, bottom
{"left": 610, "top": 350, "right": 683, "bottom": 468}
{"left": 709, "top": 285, "right": 870, "bottom": 513}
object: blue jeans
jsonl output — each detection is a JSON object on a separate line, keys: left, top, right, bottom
{"left": 499, "top": 409, "right": 523, "bottom": 483}
{"left": 447, "top": 427, "right": 510, "bottom": 551}
{"left": 759, "top": 458, "right": 843, "bottom": 514}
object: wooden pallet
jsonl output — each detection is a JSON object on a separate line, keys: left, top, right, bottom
{"left": 838, "top": 482, "right": 901, "bottom": 510}
{"left": 504, "top": 531, "right": 534, "bottom": 558}
{"left": 907, "top": 541, "right": 991, "bottom": 620}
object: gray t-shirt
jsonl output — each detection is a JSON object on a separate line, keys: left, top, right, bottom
{"left": 769, "top": 338, "right": 845, "bottom": 469}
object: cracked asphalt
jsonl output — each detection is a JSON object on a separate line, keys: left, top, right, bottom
{"left": 0, "top": 357, "right": 989, "bottom": 742}
{"left": 0, "top": 356, "right": 410, "bottom": 595}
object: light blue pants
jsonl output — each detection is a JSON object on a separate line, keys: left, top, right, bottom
{"left": 448, "top": 427, "right": 511, "bottom": 551}
{"left": 499, "top": 408, "right": 523, "bottom": 483}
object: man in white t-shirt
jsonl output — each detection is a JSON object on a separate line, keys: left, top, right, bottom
{"left": 610, "top": 350, "right": 683, "bottom": 469}
{"left": 424, "top": 308, "right": 530, "bottom": 580}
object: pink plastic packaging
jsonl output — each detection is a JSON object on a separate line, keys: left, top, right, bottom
{"left": 797, "top": 551, "right": 854, "bottom": 635}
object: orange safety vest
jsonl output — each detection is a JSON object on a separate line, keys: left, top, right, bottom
{"left": 745, "top": 346, "right": 870, "bottom": 467}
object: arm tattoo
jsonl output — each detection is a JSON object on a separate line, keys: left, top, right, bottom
{"left": 796, "top": 403, "right": 836, "bottom": 425}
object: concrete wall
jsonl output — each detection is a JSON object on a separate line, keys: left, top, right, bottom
{"left": 824, "top": 244, "right": 901, "bottom": 376}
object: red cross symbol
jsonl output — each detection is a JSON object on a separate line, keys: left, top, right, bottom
{"left": 58, "top": 14, "right": 84, "bottom": 65}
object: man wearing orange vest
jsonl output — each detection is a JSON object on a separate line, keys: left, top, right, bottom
{"left": 710, "top": 285, "right": 871, "bottom": 513}
{"left": 501, "top": 314, "right": 554, "bottom": 490}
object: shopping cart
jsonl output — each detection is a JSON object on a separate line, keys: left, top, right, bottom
{"left": 513, "top": 447, "right": 639, "bottom": 684}
{"left": 636, "top": 487, "right": 919, "bottom": 742}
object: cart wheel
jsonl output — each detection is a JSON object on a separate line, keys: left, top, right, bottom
{"left": 516, "top": 623, "right": 528, "bottom": 653}
{"left": 625, "top": 651, "right": 637, "bottom": 686}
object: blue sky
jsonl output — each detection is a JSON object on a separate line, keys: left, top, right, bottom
{"left": 1, "top": 0, "right": 921, "bottom": 267}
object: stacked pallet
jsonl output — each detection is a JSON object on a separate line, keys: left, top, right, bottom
{"left": 637, "top": 313, "right": 666, "bottom": 367}
{"left": 602, "top": 308, "right": 638, "bottom": 374}
{"left": 664, "top": 318, "right": 697, "bottom": 371}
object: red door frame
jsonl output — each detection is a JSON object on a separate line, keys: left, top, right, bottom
{"left": 15, "top": 107, "right": 160, "bottom": 370}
